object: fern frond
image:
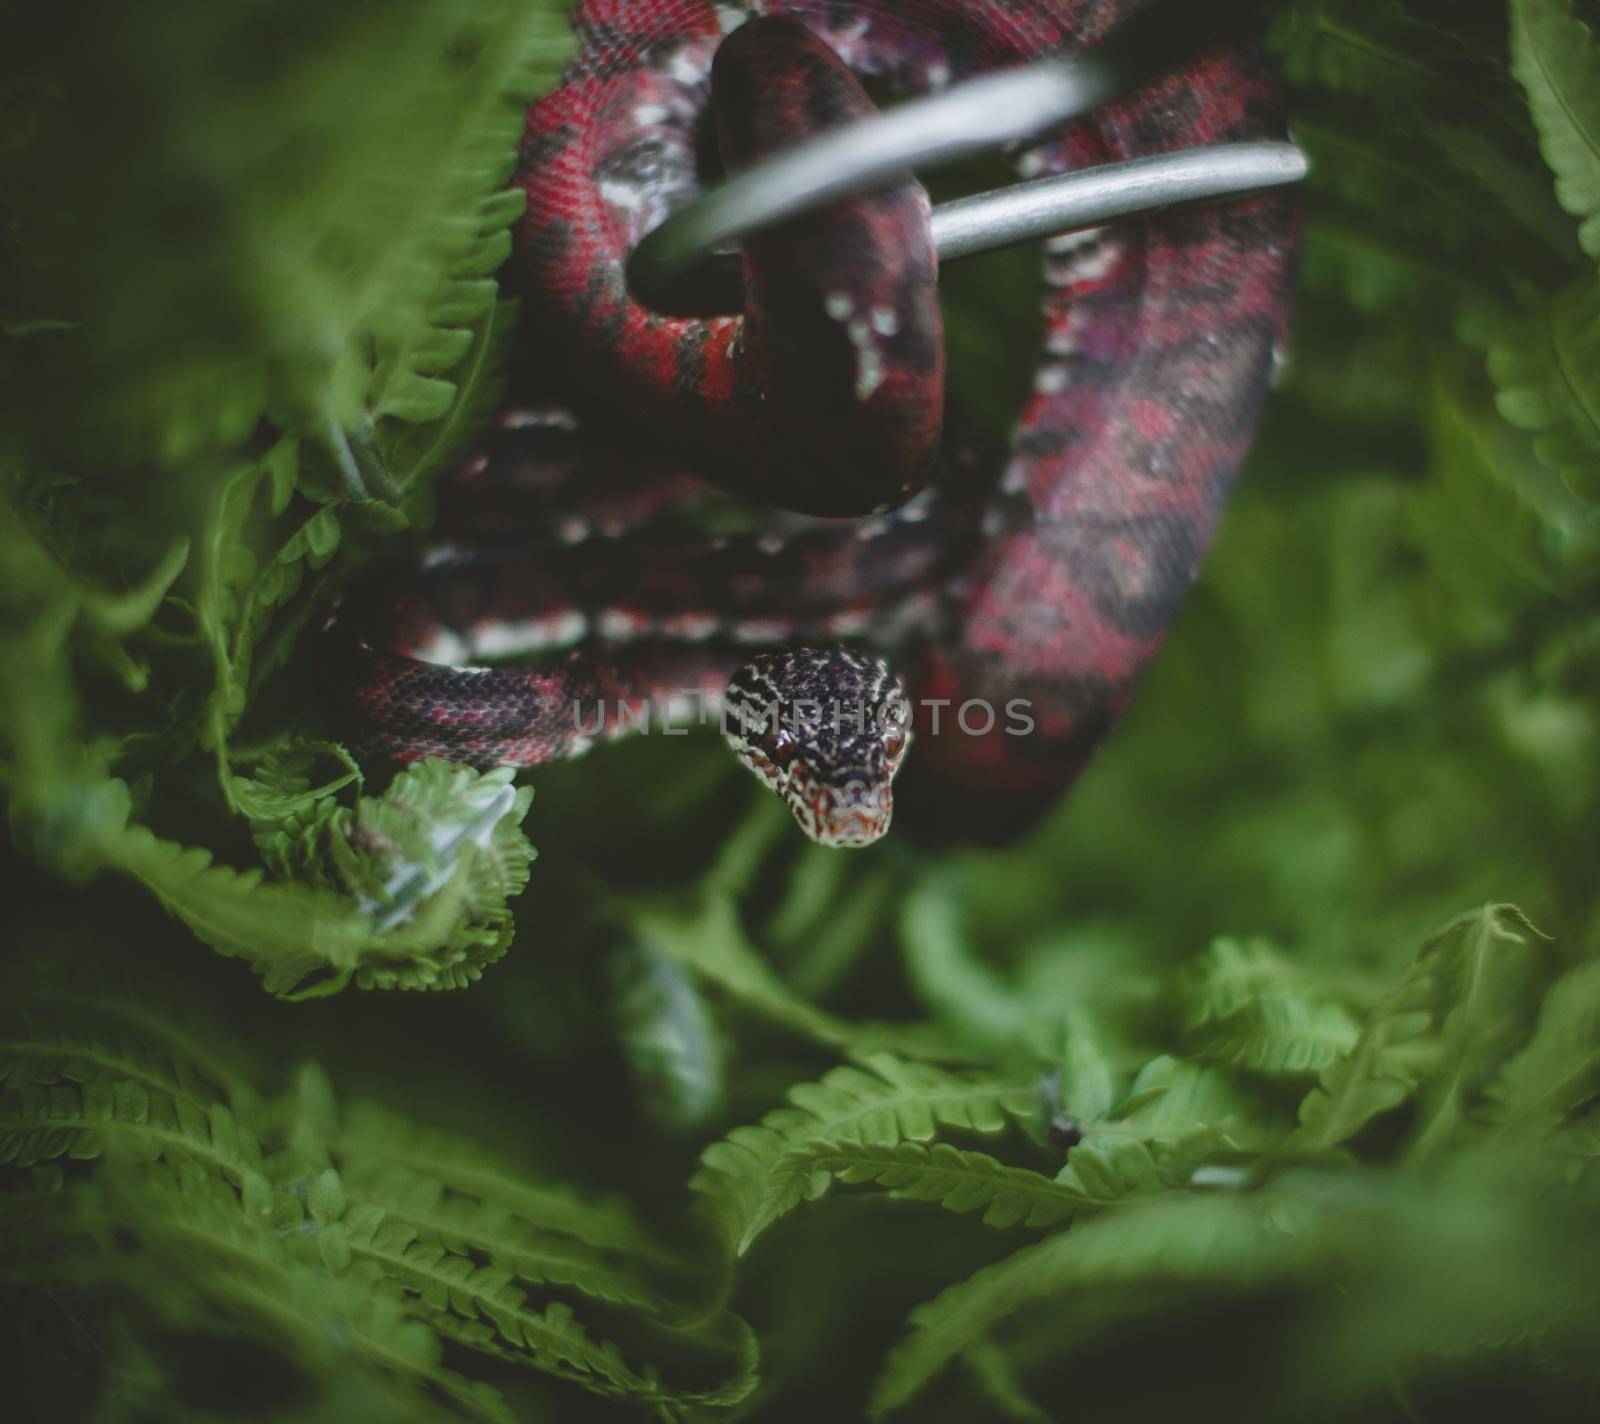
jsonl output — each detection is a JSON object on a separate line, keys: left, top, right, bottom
{"left": 105, "top": 817, "right": 373, "bottom": 998}
{"left": 901, "top": 880, "right": 1036, "bottom": 1055}
{"left": 1406, "top": 906, "right": 1550, "bottom": 1158}
{"left": 338, "top": 1161, "right": 665, "bottom": 1309}
{"left": 1510, "top": 0, "right": 1600, "bottom": 258}
{"left": 1180, "top": 937, "right": 1361, "bottom": 1078}
{"left": 430, "top": 1306, "right": 761, "bottom": 1415}
{"left": 1413, "top": 367, "right": 1600, "bottom": 612}
{"left": 1425, "top": 116, "right": 1581, "bottom": 261}
{"left": 0, "top": 1026, "right": 223, "bottom": 1116}
{"left": 631, "top": 893, "right": 851, "bottom": 1047}
{"left": 960, "top": 1339, "right": 1054, "bottom": 1424}
{"left": 381, "top": 298, "right": 522, "bottom": 499}
{"left": 1294, "top": 108, "right": 1538, "bottom": 261}
{"left": 98, "top": 760, "right": 537, "bottom": 998}
{"left": 347, "top": 29, "right": 544, "bottom": 445}
{"left": 0, "top": 966, "right": 266, "bottom": 1184}
{"left": 1054, "top": 1008, "right": 1121, "bottom": 1124}
{"left": 693, "top": 1054, "right": 1036, "bottom": 1254}
{"left": 3, "top": 961, "right": 259, "bottom": 1108}
{"left": 336, "top": 764, "right": 537, "bottom": 991}
{"left": 330, "top": 1188, "right": 758, "bottom": 1410}
{"left": 233, "top": 4, "right": 569, "bottom": 460}
{"left": 1057, "top": 1057, "right": 1276, "bottom": 1201}
{"left": 51, "top": 1156, "right": 518, "bottom": 1424}
{"left": 1290, "top": 1009, "right": 1423, "bottom": 1151}
{"left": 870, "top": 1192, "right": 1318, "bottom": 1417}
{"left": 1269, "top": 0, "right": 1524, "bottom": 126}
{"left": 1293, "top": 905, "right": 1548, "bottom": 1154}
{"left": 1298, "top": 197, "right": 1499, "bottom": 313}
{"left": 0, "top": 1077, "right": 266, "bottom": 1185}
{"left": 1484, "top": 959, "right": 1600, "bottom": 1137}
{"left": 630, "top": 891, "right": 951, "bottom": 1060}
{"left": 237, "top": 739, "right": 363, "bottom": 876}
{"left": 1, "top": 973, "right": 755, "bottom": 1418}
{"left": 334, "top": 1100, "right": 669, "bottom": 1261}
{"left": 338, "top": 1202, "right": 660, "bottom": 1399}
{"left": 194, "top": 437, "right": 304, "bottom": 767}
{"left": 613, "top": 938, "right": 728, "bottom": 1135}
{"left": 228, "top": 499, "right": 344, "bottom": 702}
{"left": 1489, "top": 279, "right": 1600, "bottom": 501}
{"left": 801, "top": 1139, "right": 1085, "bottom": 1229}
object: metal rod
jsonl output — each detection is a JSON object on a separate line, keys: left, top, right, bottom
{"left": 627, "top": 59, "right": 1119, "bottom": 311}
{"left": 630, "top": 141, "right": 1307, "bottom": 317}
{"left": 626, "top": 0, "right": 1284, "bottom": 313}
{"left": 931, "top": 141, "right": 1308, "bottom": 262}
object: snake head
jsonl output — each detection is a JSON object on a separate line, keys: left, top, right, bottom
{"left": 723, "top": 647, "right": 911, "bottom": 848}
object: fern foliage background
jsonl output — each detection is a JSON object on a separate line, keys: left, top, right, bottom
{"left": 5, "top": 1, "right": 1600, "bottom": 1420}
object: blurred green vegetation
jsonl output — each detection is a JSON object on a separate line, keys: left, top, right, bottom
{"left": 5, "top": 1, "right": 1600, "bottom": 1420}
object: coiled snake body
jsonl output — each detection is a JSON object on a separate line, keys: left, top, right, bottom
{"left": 331, "top": 0, "right": 1296, "bottom": 846}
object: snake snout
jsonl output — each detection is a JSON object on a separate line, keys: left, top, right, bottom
{"left": 783, "top": 766, "right": 893, "bottom": 849}
{"left": 821, "top": 780, "right": 895, "bottom": 849}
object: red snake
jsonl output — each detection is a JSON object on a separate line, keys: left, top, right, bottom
{"left": 328, "top": 0, "right": 1296, "bottom": 846}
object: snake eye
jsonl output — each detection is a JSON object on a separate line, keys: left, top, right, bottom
{"left": 761, "top": 727, "right": 798, "bottom": 765}
{"left": 883, "top": 727, "right": 907, "bottom": 763}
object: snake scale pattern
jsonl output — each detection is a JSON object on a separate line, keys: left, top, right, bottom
{"left": 329, "top": 0, "right": 1296, "bottom": 845}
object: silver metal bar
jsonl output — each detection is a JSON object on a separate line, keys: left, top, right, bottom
{"left": 931, "top": 142, "right": 1308, "bottom": 262}
{"left": 626, "top": 0, "right": 1293, "bottom": 313}
{"left": 628, "top": 55, "right": 1122, "bottom": 311}
{"left": 629, "top": 139, "right": 1307, "bottom": 316}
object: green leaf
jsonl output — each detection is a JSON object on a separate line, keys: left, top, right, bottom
{"left": 60, "top": 1153, "right": 513, "bottom": 1424}
{"left": 1, "top": 963, "right": 755, "bottom": 1417}
{"left": 1414, "top": 366, "right": 1600, "bottom": 609}
{"left": 901, "top": 879, "right": 1034, "bottom": 1054}
{"left": 693, "top": 1054, "right": 1036, "bottom": 1255}
{"left": 76, "top": 534, "right": 193, "bottom": 640}
{"left": 1485, "top": 959, "right": 1600, "bottom": 1136}
{"left": 321, "top": 763, "right": 532, "bottom": 924}
{"left": 193, "top": 436, "right": 310, "bottom": 771}
{"left": 1293, "top": 906, "right": 1548, "bottom": 1154}
{"left": 332, "top": 1099, "right": 670, "bottom": 1263}
{"left": 870, "top": 1191, "right": 1318, "bottom": 1417}
{"left": 632, "top": 892, "right": 849, "bottom": 1048}
{"left": 233, "top": 739, "right": 363, "bottom": 860}
{"left": 308, "top": 1166, "right": 348, "bottom": 1226}
{"left": 1057, "top": 1057, "right": 1273, "bottom": 1201}
{"left": 1489, "top": 278, "right": 1600, "bottom": 501}
{"left": 800, "top": 1139, "right": 1085, "bottom": 1229}
{"left": 1180, "top": 937, "right": 1361, "bottom": 1078}
{"left": 106, "top": 818, "right": 374, "bottom": 999}
{"left": 98, "top": 761, "right": 535, "bottom": 998}
{"left": 959, "top": 1340, "right": 1054, "bottom": 1424}
{"left": 383, "top": 299, "right": 520, "bottom": 493}
{"left": 629, "top": 890, "right": 947, "bottom": 1059}
{"left": 1510, "top": 0, "right": 1600, "bottom": 256}
{"left": 338, "top": 1162, "right": 666, "bottom": 1309}
{"left": 1407, "top": 906, "right": 1550, "bottom": 1158}
{"left": 0, "top": 1067, "right": 267, "bottom": 1182}
{"left": 1425, "top": 116, "right": 1583, "bottom": 262}
{"left": 1269, "top": 0, "right": 1522, "bottom": 124}
{"left": 1056, "top": 1009, "right": 1120, "bottom": 1125}
{"left": 612, "top": 938, "right": 728, "bottom": 1136}
{"left": 374, "top": 371, "right": 459, "bottom": 424}
{"left": 0, "top": 965, "right": 257, "bottom": 1117}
